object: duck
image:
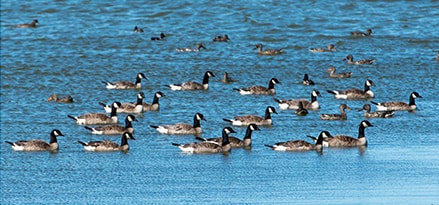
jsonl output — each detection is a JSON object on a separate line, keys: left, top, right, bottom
{"left": 167, "top": 71, "right": 215, "bottom": 90}
{"left": 221, "top": 72, "right": 237, "bottom": 84}
{"left": 350, "top": 28, "right": 372, "bottom": 36}
{"left": 302, "top": 74, "right": 315, "bottom": 85}
{"left": 274, "top": 89, "right": 321, "bottom": 110}
{"left": 327, "top": 79, "right": 375, "bottom": 99}
{"left": 295, "top": 102, "right": 309, "bottom": 116}
{"left": 15, "top": 19, "right": 39, "bottom": 28}
{"left": 309, "top": 44, "right": 337, "bottom": 52}
{"left": 264, "top": 131, "right": 324, "bottom": 151}
{"left": 223, "top": 106, "right": 277, "bottom": 126}
{"left": 68, "top": 101, "right": 121, "bottom": 125}
{"left": 78, "top": 132, "right": 135, "bottom": 152}
{"left": 142, "top": 91, "right": 165, "bottom": 111}
{"left": 176, "top": 43, "right": 206, "bottom": 52}
{"left": 150, "top": 113, "right": 206, "bottom": 135}
{"left": 133, "top": 26, "right": 144, "bottom": 33}
{"left": 99, "top": 92, "right": 145, "bottom": 113}
{"left": 344, "top": 54, "right": 375, "bottom": 65}
{"left": 171, "top": 127, "right": 236, "bottom": 154}
{"left": 47, "top": 94, "right": 74, "bottom": 103}
{"left": 102, "top": 72, "right": 147, "bottom": 89}
{"left": 326, "top": 120, "right": 373, "bottom": 147}
{"left": 195, "top": 124, "right": 260, "bottom": 148}
{"left": 320, "top": 104, "right": 352, "bottom": 120}
{"left": 254, "top": 43, "right": 285, "bottom": 55}
{"left": 212, "top": 34, "right": 230, "bottom": 42}
{"left": 326, "top": 66, "right": 352, "bottom": 78}
{"left": 5, "top": 129, "right": 63, "bottom": 152}
{"left": 84, "top": 114, "right": 137, "bottom": 135}
{"left": 371, "top": 91, "right": 422, "bottom": 111}
{"left": 151, "top": 32, "right": 166, "bottom": 40}
{"left": 233, "top": 77, "right": 280, "bottom": 95}
{"left": 358, "top": 104, "right": 395, "bottom": 118}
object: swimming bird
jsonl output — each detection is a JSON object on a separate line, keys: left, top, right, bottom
{"left": 176, "top": 43, "right": 206, "bottom": 52}
{"left": 47, "top": 94, "right": 74, "bottom": 103}
{"left": 68, "top": 101, "right": 121, "bottom": 125}
{"left": 103, "top": 73, "right": 147, "bottom": 89}
{"left": 150, "top": 113, "right": 206, "bottom": 135}
{"left": 84, "top": 114, "right": 137, "bottom": 135}
{"left": 254, "top": 43, "right": 285, "bottom": 55}
{"left": 274, "top": 89, "right": 321, "bottom": 110}
{"left": 221, "top": 72, "right": 237, "bottom": 83}
{"left": 212, "top": 34, "right": 230, "bottom": 42}
{"left": 233, "top": 77, "right": 280, "bottom": 95}
{"left": 295, "top": 102, "right": 309, "bottom": 116}
{"left": 78, "top": 132, "right": 135, "bottom": 152}
{"left": 133, "top": 26, "right": 144, "bottom": 33}
{"left": 264, "top": 131, "right": 324, "bottom": 151}
{"left": 151, "top": 32, "right": 166, "bottom": 40}
{"left": 167, "top": 71, "right": 215, "bottom": 90}
{"left": 326, "top": 120, "right": 373, "bottom": 147}
{"left": 320, "top": 104, "right": 352, "bottom": 120}
{"left": 99, "top": 92, "right": 145, "bottom": 113}
{"left": 327, "top": 79, "right": 375, "bottom": 99}
{"left": 15, "top": 19, "right": 39, "bottom": 28}
{"left": 326, "top": 66, "right": 352, "bottom": 78}
{"left": 195, "top": 124, "right": 260, "bottom": 148}
{"left": 309, "top": 44, "right": 337, "bottom": 52}
{"left": 344, "top": 54, "right": 375, "bottom": 65}
{"left": 350, "top": 28, "right": 372, "bottom": 36}
{"left": 371, "top": 91, "right": 422, "bottom": 111}
{"left": 172, "top": 127, "right": 236, "bottom": 154}
{"left": 223, "top": 106, "right": 277, "bottom": 126}
{"left": 302, "top": 74, "right": 315, "bottom": 85}
{"left": 358, "top": 104, "right": 395, "bottom": 118}
{"left": 141, "top": 91, "right": 165, "bottom": 111}
{"left": 5, "top": 129, "right": 64, "bottom": 151}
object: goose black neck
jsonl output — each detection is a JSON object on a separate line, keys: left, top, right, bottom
{"left": 221, "top": 130, "right": 230, "bottom": 146}
{"left": 243, "top": 127, "right": 253, "bottom": 140}
{"left": 409, "top": 95, "right": 416, "bottom": 106}
{"left": 202, "top": 73, "right": 210, "bottom": 85}
{"left": 358, "top": 124, "right": 366, "bottom": 139}
{"left": 264, "top": 109, "right": 272, "bottom": 120}
{"left": 136, "top": 96, "right": 143, "bottom": 105}
{"left": 121, "top": 135, "right": 129, "bottom": 146}
{"left": 125, "top": 119, "right": 133, "bottom": 128}
{"left": 49, "top": 133, "right": 58, "bottom": 144}
{"left": 311, "top": 92, "right": 317, "bottom": 102}
{"left": 135, "top": 76, "right": 142, "bottom": 84}
{"left": 152, "top": 95, "right": 160, "bottom": 105}
{"left": 364, "top": 83, "right": 371, "bottom": 92}
{"left": 110, "top": 105, "right": 118, "bottom": 117}
{"left": 268, "top": 81, "right": 275, "bottom": 89}
{"left": 193, "top": 116, "right": 201, "bottom": 128}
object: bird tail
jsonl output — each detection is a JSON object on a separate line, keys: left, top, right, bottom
{"left": 77, "top": 140, "right": 87, "bottom": 146}
{"left": 84, "top": 126, "right": 94, "bottom": 131}
{"left": 5, "top": 141, "right": 14, "bottom": 145}
{"left": 273, "top": 97, "right": 282, "bottom": 103}
{"left": 150, "top": 125, "right": 159, "bottom": 129}
{"left": 370, "top": 101, "right": 379, "bottom": 105}
{"left": 222, "top": 118, "right": 232, "bottom": 123}
{"left": 67, "top": 115, "right": 77, "bottom": 121}
{"left": 326, "top": 90, "right": 337, "bottom": 95}
{"left": 264, "top": 144, "right": 274, "bottom": 149}
{"left": 171, "top": 143, "right": 182, "bottom": 147}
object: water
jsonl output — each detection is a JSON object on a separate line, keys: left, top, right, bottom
{"left": 1, "top": 0, "right": 439, "bottom": 204}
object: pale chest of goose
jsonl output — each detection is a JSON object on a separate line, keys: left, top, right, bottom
{"left": 233, "top": 78, "right": 280, "bottom": 95}
{"left": 5, "top": 129, "right": 64, "bottom": 152}
{"left": 100, "top": 92, "right": 145, "bottom": 113}
{"left": 274, "top": 89, "right": 321, "bottom": 110}
{"left": 327, "top": 79, "right": 375, "bottom": 99}
{"left": 103, "top": 73, "right": 146, "bottom": 89}
{"left": 223, "top": 106, "right": 277, "bottom": 126}
{"left": 265, "top": 131, "right": 324, "bottom": 152}
{"left": 68, "top": 101, "right": 121, "bottom": 125}
{"left": 371, "top": 91, "right": 422, "bottom": 111}
{"left": 78, "top": 132, "right": 135, "bottom": 152}
{"left": 326, "top": 120, "right": 373, "bottom": 147}
{"left": 196, "top": 124, "right": 260, "bottom": 148}
{"left": 84, "top": 114, "right": 137, "bottom": 135}
{"left": 320, "top": 104, "right": 352, "bottom": 120}
{"left": 167, "top": 71, "right": 215, "bottom": 91}
{"left": 150, "top": 113, "right": 206, "bottom": 135}
{"left": 172, "top": 127, "right": 236, "bottom": 154}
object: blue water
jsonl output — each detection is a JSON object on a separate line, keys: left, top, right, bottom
{"left": 1, "top": 0, "right": 439, "bottom": 204}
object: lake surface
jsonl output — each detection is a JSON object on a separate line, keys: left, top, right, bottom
{"left": 1, "top": 0, "right": 439, "bottom": 204}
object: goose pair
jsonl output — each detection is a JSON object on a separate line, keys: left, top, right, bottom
{"left": 255, "top": 44, "right": 285, "bottom": 55}
{"left": 327, "top": 79, "right": 375, "bottom": 99}
{"left": 150, "top": 113, "right": 206, "bottom": 135}
{"left": 176, "top": 43, "right": 206, "bottom": 52}
{"left": 320, "top": 104, "right": 352, "bottom": 120}
{"left": 99, "top": 92, "right": 145, "bottom": 114}
{"left": 84, "top": 115, "right": 137, "bottom": 135}
{"left": 212, "top": 35, "right": 230, "bottom": 42}
{"left": 309, "top": 44, "right": 337, "bottom": 52}
{"left": 371, "top": 91, "right": 422, "bottom": 111}
{"left": 326, "top": 66, "right": 352, "bottom": 78}
{"left": 195, "top": 124, "right": 260, "bottom": 148}
{"left": 344, "top": 54, "right": 375, "bottom": 65}
{"left": 47, "top": 94, "right": 74, "bottom": 103}
{"left": 68, "top": 101, "right": 121, "bottom": 125}
{"left": 78, "top": 132, "right": 135, "bottom": 152}
{"left": 233, "top": 78, "right": 280, "bottom": 95}
{"left": 103, "top": 73, "right": 147, "bottom": 89}
{"left": 223, "top": 106, "right": 277, "bottom": 126}
{"left": 265, "top": 131, "right": 324, "bottom": 152}
{"left": 172, "top": 127, "right": 236, "bottom": 154}
{"left": 5, "top": 129, "right": 64, "bottom": 152}
{"left": 167, "top": 71, "right": 215, "bottom": 90}
{"left": 15, "top": 19, "right": 39, "bottom": 28}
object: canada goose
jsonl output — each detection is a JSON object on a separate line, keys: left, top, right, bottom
{"left": 176, "top": 43, "right": 206, "bottom": 52}
{"left": 102, "top": 73, "right": 146, "bottom": 89}
{"left": 99, "top": 92, "right": 145, "bottom": 113}
{"left": 84, "top": 114, "right": 137, "bottom": 135}
{"left": 358, "top": 104, "right": 395, "bottom": 118}
{"left": 15, "top": 19, "right": 39, "bottom": 28}
{"left": 133, "top": 26, "right": 144, "bottom": 32}
{"left": 309, "top": 44, "right": 337, "bottom": 52}
{"left": 68, "top": 101, "right": 121, "bottom": 125}
{"left": 212, "top": 34, "right": 230, "bottom": 42}
{"left": 264, "top": 131, "right": 324, "bottom": 151}
{"left": 254, "top": 44, "right": 285, "bottom": 55}
{"left": 302, "top": 74, "right": 315, "bottom": 85}
{"left": 233, "top": 78, "right": 280, "bottom": 95}
{"left": 172, "top": 127, "right": 236, "bottom": 153}
{"left": 344, "top": 54, "right": 375, "bottom": 65}
{"left": 47, "top": 94, "right": 74, "bottom": 103}
{"left": 326, "top": 66, "right": 352, "bottom": 78}
{"left": 150, "top": 113, "right": 206, "bottom": 135}
{"left": 223, "top": 106, "right": 277, "bottom": 126}
{"left": 167, "top": 71, "right": 215, "bottom": 90}
{"left": 78, "top": 132, "right": 135, "bottom": 152}
{"left": 195, "top": 124, "right": 260, "bottom": 148}
{"left": 142, "top": 91, "right": 165, "bottom": 111}
{"left": 5, "top": 129, "right": 63, "bottom": 151}
{"left": 327, "top": 79, "right": 375, "bottom": 99}
{"left": 274, "top": 89, "right": 321, "bottom": 110}
{"left": 295, "top": 102, "right": 309, "bottom": 116}
{"left": 371, "top": 91, "right": 422, "bottom": 111}
{"left": 350, "top": 28, "right": 372, "bottom": 36}
{"left": 320, "top": 104, "right": 352, "bottom": 120}
{"left": 326, "top": 120, "right": 373, "bottom": 147}
{"left": 151, "top": 32, "right": 166, "bottom": 40}
{"left": 306, "top": 131, "right": 333, "bottom": 147}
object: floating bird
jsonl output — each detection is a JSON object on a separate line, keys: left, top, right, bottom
{"left": 310, "top": 44, "right": 337, "bottom": 52}
{"left": 133, "top": 26, "right": 143, "bottom": 33}
{"left": 320, "top": 104, "right": 352, "bottom": 120}
{"left": 84, "top": 114, "right": 137, "bottom": 135}
{"left": 254, "top": 43, "right": 285, "bottom": 55}
{"left": 68, "top": 101, "right": 121, "bottom": 125}
{"left": 350, "top": 28, "right": 372, "bottom": 36}
{"left": 176, "top": 43, "right": 206, "bottom": 52}
{"left": 264, "top": 131, "right": 325, "bottom": 152}
{"left": 302, "top": 74, "right": 315, "bottom": 85}
{"left": 167, "top": 71, "right": 215, "bottom": 90}
{"left": 172, "top": 127, "right": 236, "bottom": 154}
{"left": 233, "top": 78, "right": 280, "bottom": 95}
{"left": 326, "top": 120, "right": 373, "bottom": 147}
{"left": 141, "top": 91, "right": 165, "bottom": 111}
{"left": 327, "top": 79, "right": 375, "bottom": 99}
{"left": 223, "top": 106, "right": 277, "bottom": 126}
{"left": 15, "top": 19, "right": 39, "bottom": 28}
{"left": 212, "top": 34, "right": 230, "bottom": 42}
{"left": 274, "top": 89, "right": 321, "bottom": 110}
{"left": 151, "top": 32, "right": 166, "bottom": 40}
{"left": 99, "top": 92, "right": 145, "bottom": 114}
{"left": 326, "top": 66, "right": 352, "bottom": 78}
{"left": 150, "top": 113, "right": 206, "bottom": 135}
{"left": 47, "top": 94, "right": 74, "bottom": 103}
{"left": 195, "top": 124, "right": 260, "bottom": 148}
{"left": 103, "top": 73, "right": 147, "bottom": 89}
{"left": 344, "top": 54, "right": 375, "bottom": 65}
{"left": 358, "top": 104, "right": 395, "bottom": 118}
{"left": 78, "top": 132, "right": 135, "bottom": 152}
{"left": 5, "top": 129, "right": 63, "bottom": 152}
{"left": 371, "top": 91, "right": 422, "bottom": 111}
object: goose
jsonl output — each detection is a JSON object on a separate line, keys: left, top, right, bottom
{"left": 371, "top": 91, "right": 422, "bottom": 111}
{"left": 350, "top": 28, "right": 372, "bottom": 36}
{"left": 176, "top": 43, "right": 206, "bottom": 52}
{"left": 5, "top": 129, "right": 64, "bottom": 151}
{"left": 47, "top": 94, "right": 74, "bottom": 103}
{"left": 309, "top": 44, "right": 337, "bottom": 52}
{"left": 223, "top": 106, "right": 277, "bottom": 126}
{"left": 171, "top": 127, "right": 236, "bottom": 153}
{"left": 99, "top": 92, "right": 145, "bottom": 113}
{"left": 326, "top": 120, "right": 373, "bottom": 147}
{"left": 15, "top": 19, "right": 39, "bottom": 28}
{"left": 233, "top": 77, "right": 280, "bottom": 95}
{"left": 320, "top": 104, "right": 352, "bottom": 120}
{"left": 344, "top": 54, "right": 375, "bottom": 65}
{"left": 264, "top": 131, "right": 324, "bottom": 151}
{"left": 326, "top": 66, "right": 352, "bottom": 78}
{"left": 103, "top": 73, "right": 146, "bottom": 89}
{"left": 306, "top": 131, "right": 333, "bottom": 147}
{"left": 358, "top": 104, "right": 394, "bottom": 118}
{"left": 84, "top": 114, "right": 137, "bottom": 135}
{"left": 151, "top": 32, "right": 166, "bottom": 40}
{"left": 150, "top": 113, "right": 206, "bottom": 135}
{"left": 254, "top": 43, "right": 285, "bottom": 55}
{"left": 78, "top": 132, "right": 135, "bottom": 152}
{"left": 295, "top": 101, "right": 309, "bottom": 116}
{"left": 212, "top": 34, "right": 230, "bottom": 42}
{"left": 327, "top": 79, "right": 375, "bottom": 99}
{"left": 167, "top": 71, "right": 215, "bottom": 90}
{"left": 274, "top": 89, "right": 321, "bottom": 110}
{"left": 302, "top": 74, "right": 315, "bottom": 85}
{"left": 68, "top": 101, "right": 121, "bottom": 125}
{"left": 195, "top": 124, "right": 260, "bottom": 148}
{"left": 142, "top": 91, "right": 165, "bottom": 111}
{"left": 133, "top": 26, "right": 144, "bottom": 32}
